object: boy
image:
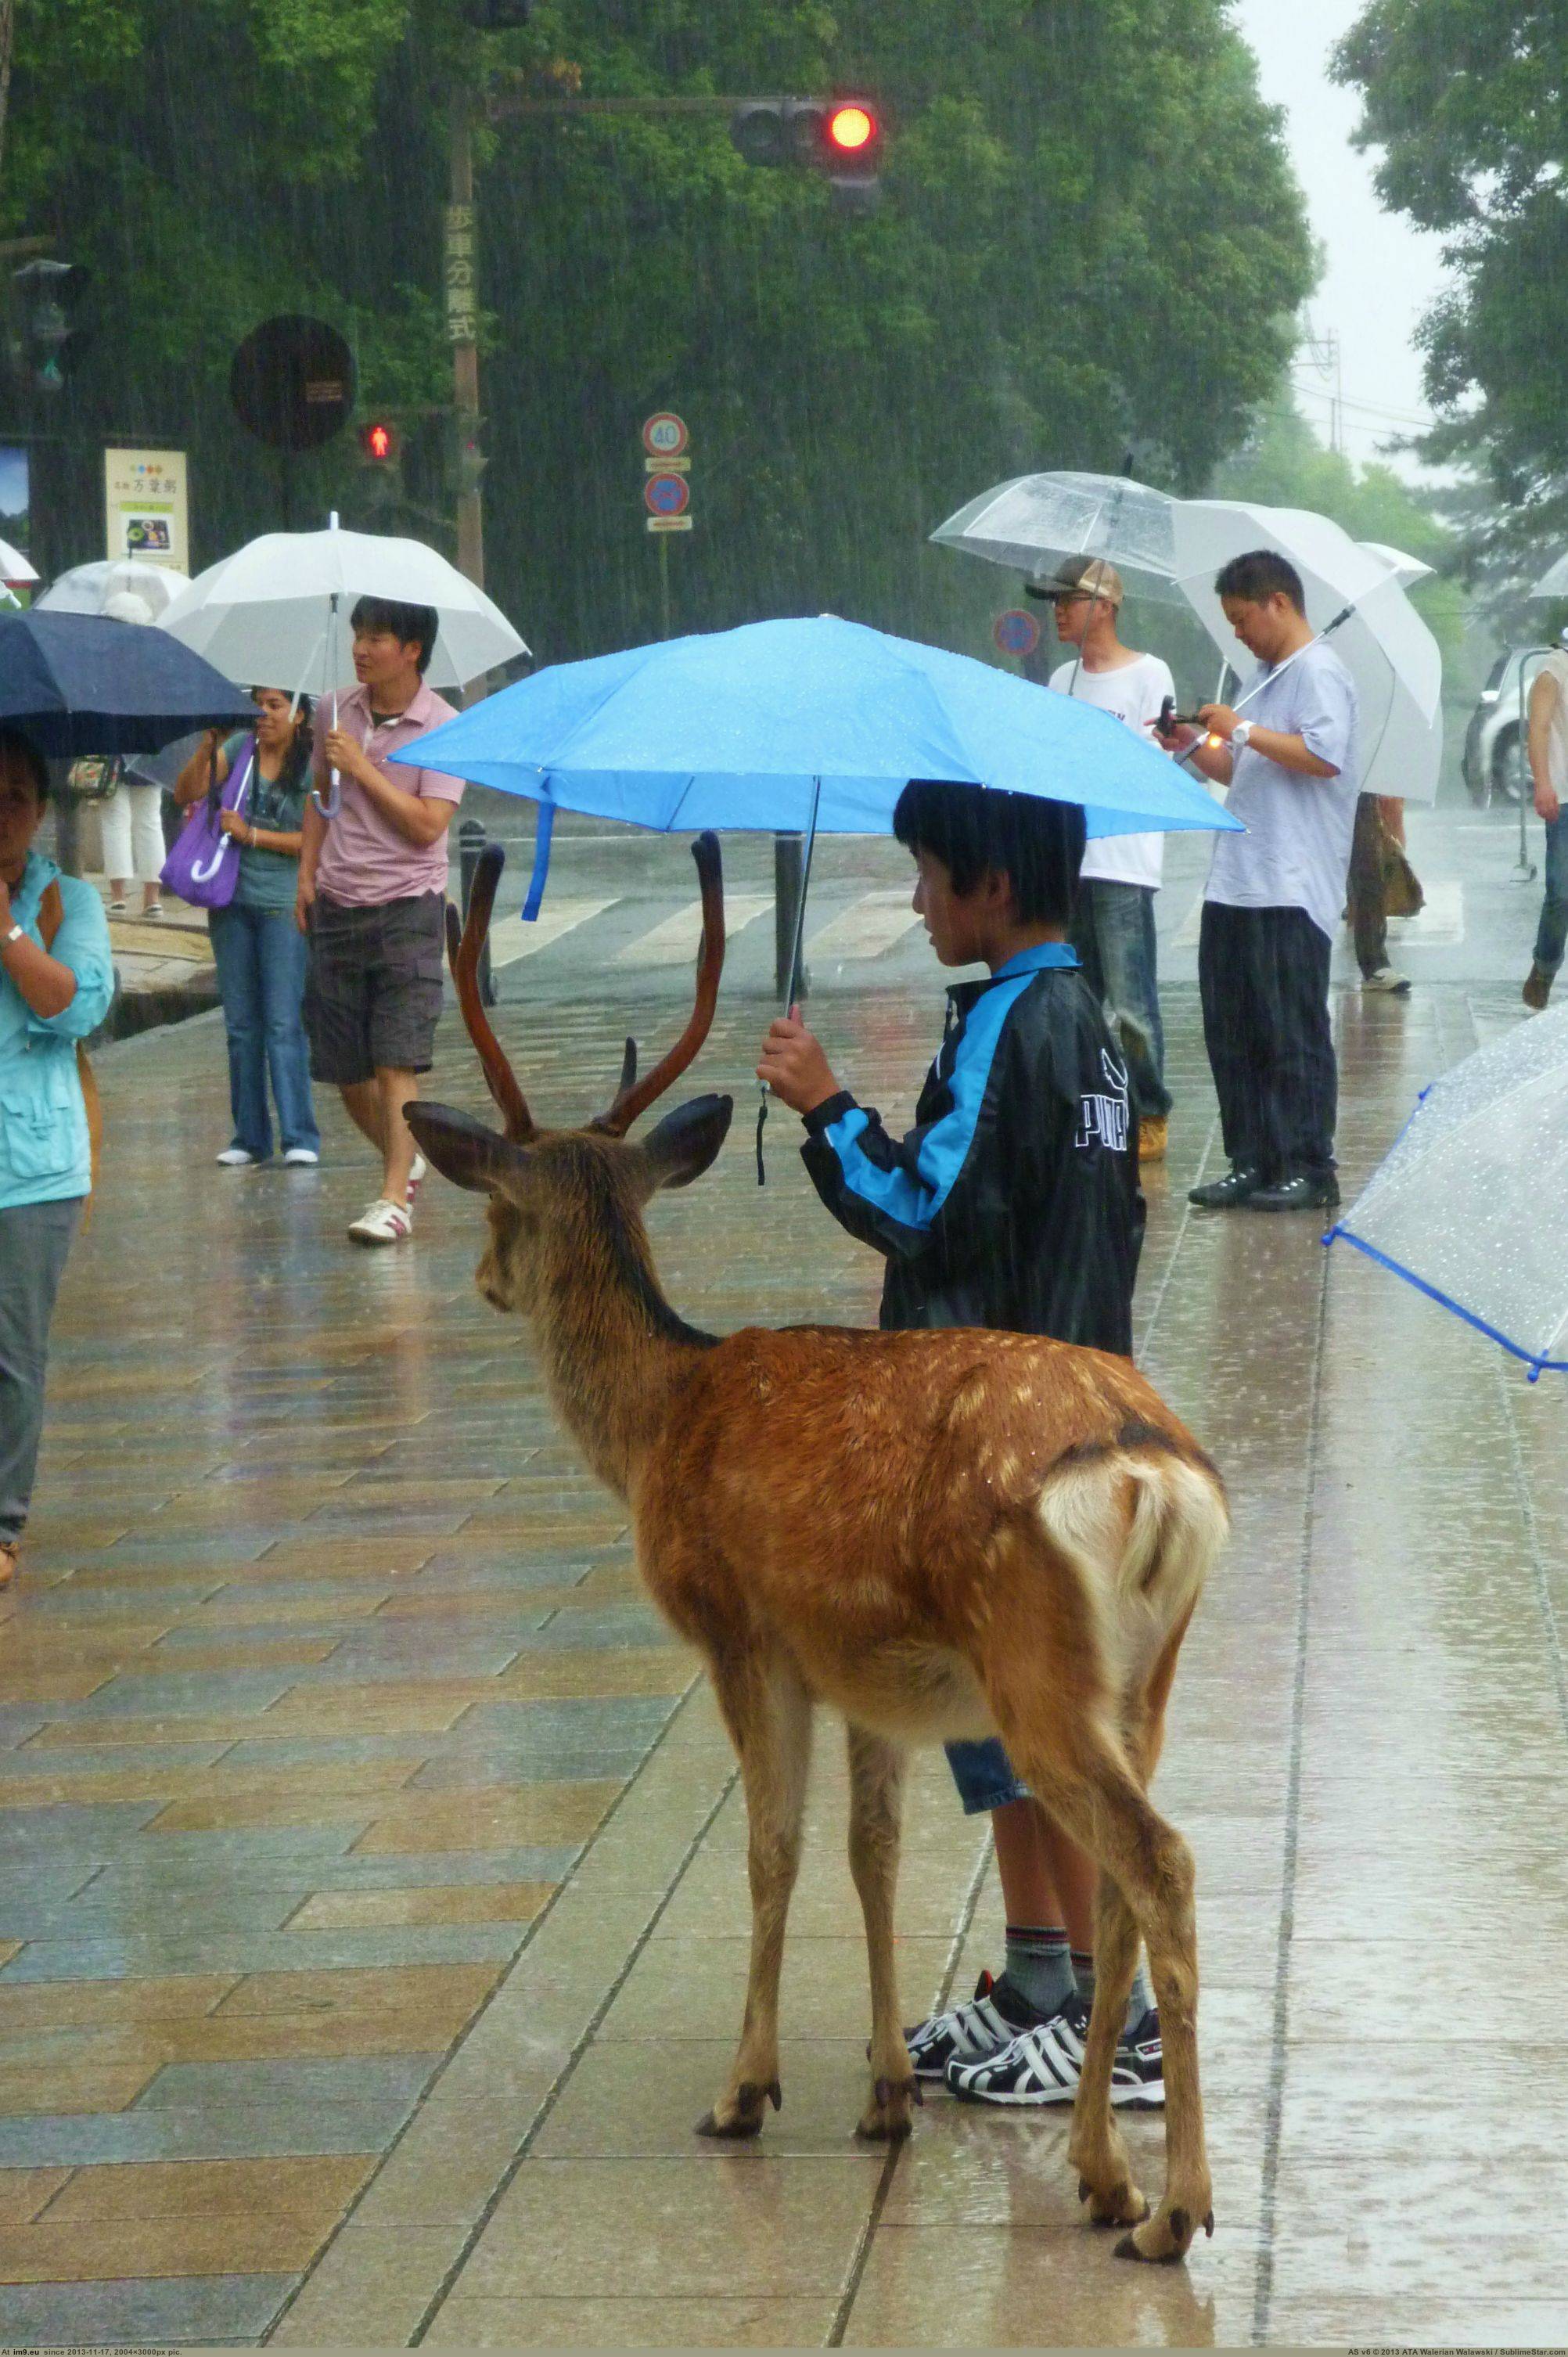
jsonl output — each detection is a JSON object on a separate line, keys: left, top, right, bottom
{"left": 297, "top": 597, "right": 466, "bottom": 1246}
{"left": 757, "top": 779, "right": 1163, "bottom": 2109}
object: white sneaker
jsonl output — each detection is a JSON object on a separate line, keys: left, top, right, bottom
{"left": 348, "top": 1196, "right": 412, "bottom": 1246}
{"left": 1361, "top": 966, "right": 1412, "bottom": 995}
{"left": 216, "top": 1147, "right": 259, "bottom": 1168}
{"left": 406, "top": 1151, "right": 428, "bottom": 1205}
{"left": 282, "top": 1148, "right": 319, "bottom": 1167}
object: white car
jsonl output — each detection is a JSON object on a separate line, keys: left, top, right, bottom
{"left": 1463, "top": 649, "right": 1541, "bottom": 805}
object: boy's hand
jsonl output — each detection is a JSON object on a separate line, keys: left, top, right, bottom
{"left": 757, "top": 1008, "right": 841, "bottom": 1116}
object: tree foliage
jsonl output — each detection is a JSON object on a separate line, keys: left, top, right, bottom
{"left": 4, "top": 0, "right": 1313, "bottom": 659}
{"left": 1334, "top": 2, "right": 1568, "bottom": 587}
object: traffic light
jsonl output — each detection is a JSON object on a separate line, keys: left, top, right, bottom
{"left": 12, "top": 260, "right": 90, "bottom": 394}
{"left": 728, "top": 96, "right": 885, "bottom": 212}
{"left": 358, "top": 419, "right": 400, "bottom": 465}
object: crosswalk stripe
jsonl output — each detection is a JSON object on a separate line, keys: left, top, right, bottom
{"left": 807, "top": 887, "right": 919, "bottom": 962}
{"left": 487, "top": 898, "right": 620, "bottom": 968}
{"left": 1170, "top": 879, "right": 1465, "bottom": 951}
{"left": 616, "top": 894, "right": 773, "bottom": 966}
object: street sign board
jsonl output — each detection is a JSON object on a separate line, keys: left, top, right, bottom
{"left": 104, "top": 448, "right": 189, "bottom": 569}
{"left": 230, "top": 316, "right": 356, "bottom": 454}
{"left": 647, "top": 516, "right": 693, "bottom": 534}
{"left": 645, "top": 472, "right": 691, "bottom": 519}
{"left": 644, "top": 455, "right": 691, "bottom": 474}
{"left": 994, "top": 608, "right": 1041, "bottom": 658}
{"left": 642, "top": 412, "right": 689, "bottom": 459}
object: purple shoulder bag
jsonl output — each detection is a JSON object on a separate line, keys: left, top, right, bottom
{"left": 160, "top": 736, "right": 254, "bottom": 911}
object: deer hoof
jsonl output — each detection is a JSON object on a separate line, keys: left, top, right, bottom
{"left": 1113, "top": 2203, "right": 1199, "bottom": 2264}
{"left": 696, "top": 2082, "right": 771, "bottom": 2139}
{"left": 1081, "top": 2179, "right": 1149, "bottom": 2230}
{"left": 857, "top": 2076, "right": 918, "bottom": 2143}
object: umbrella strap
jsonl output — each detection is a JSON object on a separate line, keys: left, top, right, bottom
{"left": 522, "top": 801, "right": 555, "bottom": 922}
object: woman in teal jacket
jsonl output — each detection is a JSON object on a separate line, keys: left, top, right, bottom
{"left": 0, "top": 726, "right": 114, "bottom": 1588}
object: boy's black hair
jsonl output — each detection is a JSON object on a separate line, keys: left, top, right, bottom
{"left": 0, "top": 726, "right": 49, "bottom": 803}
{"left": 349, "top": 596, "right": 439, "bottom": 675}
{"left": 1214, "top": 549, "right": 1307, "bottom": 614}
{"left": 893, "top": 779, "right": 1085, "bottom": 926}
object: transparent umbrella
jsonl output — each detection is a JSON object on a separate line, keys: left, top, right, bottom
{"left": 38, "top": 559, "right": 190, "bottom": 618}
{"left": 1326, "top": 1004, "right": 1568, "bottom": 1379}
{"left": 930, "top": 471, "right": 1179, "bottom": 597}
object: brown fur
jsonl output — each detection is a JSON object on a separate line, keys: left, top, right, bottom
{"left": 408, "top": 843, "right": 1229, "bottom": 2262}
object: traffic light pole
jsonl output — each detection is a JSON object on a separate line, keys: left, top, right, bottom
{"left": 449, "top": 85, "right": 484, "bottom": 594}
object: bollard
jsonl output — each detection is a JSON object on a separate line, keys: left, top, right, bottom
{"left": 457, "top": 815, "right": 498, "bottom": 1006}
{"left": 774, "top": 831, "right": 811, "bottom": 1006}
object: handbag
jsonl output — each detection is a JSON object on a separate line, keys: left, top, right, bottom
{"left": 64, "top": 755, "right": 127, "bottom": 804}
{"left": 160, "top": 735, "right": 254, "bottom": 911}
{"left": 1379, "top": 829, "right": 1425, "bottom": 920}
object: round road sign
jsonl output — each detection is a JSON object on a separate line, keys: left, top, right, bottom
{"left": 645, "top": 472, "right": 691, "bottom": 519}
{"left": 994, "top": 608, "right": 1041, "bottom": 658}
{"left": 230, "top": 316, "right": 356, "bottom": 454}
{"left": 642, "top": 412, "right": 689, "bottom": 459}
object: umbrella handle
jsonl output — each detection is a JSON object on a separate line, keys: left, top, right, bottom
{"left": 311, "top": 596, "right": 343, "bottom": 817}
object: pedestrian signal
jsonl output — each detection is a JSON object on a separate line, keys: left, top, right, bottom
{"left": 360, "top": 421, "right": 399, "bottom": 464}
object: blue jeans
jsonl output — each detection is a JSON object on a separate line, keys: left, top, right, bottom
{"left": 1070, "top": 880, "right": 1171, "bottom": 1121}
{"left": 210, "top": 903, "right": 318, "bottom": 1160}
{"left": 1533, "top": 812, "right": 1568, "bottom": 976}
{"left": 946, "top": 1736, "right": 1030, "bottom": 1815}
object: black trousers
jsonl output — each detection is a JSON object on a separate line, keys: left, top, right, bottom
{"left": 1199, "top": 902, "right": 1337, "bottom": 1182}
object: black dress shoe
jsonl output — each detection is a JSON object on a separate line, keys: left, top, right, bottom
{"left": 1187, "top": 1166, "right": 1261, "bottom": 1210}
{"left": 1246, "top": 1172, "right": 1341, "bottom": 1214}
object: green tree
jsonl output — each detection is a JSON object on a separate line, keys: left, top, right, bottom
{"left": 1333, "top": 2, "right": 1568, "bottom": 593}
{"left": 2, "top": 0, "right": 1314, "bottom": 660}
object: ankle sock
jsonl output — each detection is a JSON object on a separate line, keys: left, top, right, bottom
{"left": 1072, "top": 1949, "right": 1156, "bottom": 2035}
{"left": 1003, "top": 1923, "right": 1075, "bottom": 2018}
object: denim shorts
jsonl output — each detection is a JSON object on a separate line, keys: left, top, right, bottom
{"left": 945, "top": 1736, "right": 1030, "bottom": 1815}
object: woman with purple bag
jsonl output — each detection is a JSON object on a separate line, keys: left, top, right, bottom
{"left": 171, "top": 690, "right": 320, "bottom": 1168}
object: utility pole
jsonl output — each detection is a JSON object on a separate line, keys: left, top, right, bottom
{"left": 448, "top": 83, "right": 484, "bottom": 590}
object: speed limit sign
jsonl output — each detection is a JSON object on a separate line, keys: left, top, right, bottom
{"left": 642, "top": 412, "right": 689, "bottom": 459}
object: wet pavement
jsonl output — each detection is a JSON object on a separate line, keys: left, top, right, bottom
{"left": 0, "top": 798, "right": 1565, "bottom": 2345}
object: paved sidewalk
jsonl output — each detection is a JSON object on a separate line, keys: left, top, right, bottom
{"left": 0, "top": 885, "right": 1565, "bottom": 2342}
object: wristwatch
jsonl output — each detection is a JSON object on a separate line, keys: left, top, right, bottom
{"left": 1229, "top": 720, "right": 1254, "bottom": 752}
{"left": 2, "top": 923, "right": 22, "bottom": 948}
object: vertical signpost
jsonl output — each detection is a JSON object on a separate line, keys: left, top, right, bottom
{"left": 642, "top": 411, "right": 690, "bottom": 640}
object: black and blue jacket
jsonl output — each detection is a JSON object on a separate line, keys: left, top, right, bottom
{"left": 800, "top": 943, "right": 1142, "bottom": 1351}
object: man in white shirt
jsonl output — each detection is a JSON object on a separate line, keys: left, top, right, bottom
{"left": 1027, "top": 556, "right": 1174, "bottom": 1162}
{"left": 1159, "top": 549, "right": 1359, "bottom": 1214}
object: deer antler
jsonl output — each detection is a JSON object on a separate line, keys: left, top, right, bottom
{"left": 592, "top": 831, "right": 725, "bottom": 1136}
{"left": 450, "top": 843, "right": 536, "bottom": 1143}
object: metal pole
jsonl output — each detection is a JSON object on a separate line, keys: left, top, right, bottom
{"left": 774, "top": 832, "right": 807, "bottom": 1004}
{"left": 450, "top": 84, "right": 484, "bottom": 597}
{"left": 458, "top": 815, "right": 497, "bottom": 1005}
{"left": 657, "top": 534, "right": 671, "bottom": 641}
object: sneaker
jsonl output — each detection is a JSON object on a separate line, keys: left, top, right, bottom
{"left": 1247, "top": 1171, "right": 1340, "bottom": 1214}
{"left": 107, "top": 898, "right": 128, "bottom": 915}
{"left": 946, "top": 1994, "right": 1164, "bottom": 2110}
{"left": 1523, "top": 963, "right": 1553, "bottom": 1013}
{"left": 1361, "top": 966, "right": 1411, "bottom": 995}
{"left": 215, "top": 1146, "right": 260, "bottom": 1168}
{"left": 406, "top": 1150, "right": 428, "bottom": 1206}
{"left": 348, "top": 1197, "right": 412, "bottom": 1246}
{"left": 904, "top": 1970, "right": 1041, "bottom": 2082}
{"left": 1138, "top": 1116, "right": 1169, "bottom": 1164}
{"left": 282, "top": 1148, "right": 320, "bottom": 1167}
{"left": 1188, "top": 1164, "right": 1259, "bottom": 1211}
{"left": 142, "top": 903, "right": 163, "bottom": 921}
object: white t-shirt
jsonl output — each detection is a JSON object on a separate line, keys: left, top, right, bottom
{"left": 1049, "top": 652, "right": 1173, "bottom": 891}
{"left": 1203, "top": 639, "right": 1360, "bottom": 939}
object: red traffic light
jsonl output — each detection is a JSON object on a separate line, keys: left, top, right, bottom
{"left": 360, "top": 420, "right": 398, "bottom": 462}
{"left": 825, "top": 103, "right": 876, "bottom": 153}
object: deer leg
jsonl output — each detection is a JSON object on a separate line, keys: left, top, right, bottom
{"left": 696, "top": 1654, "right": 813, "bottom": 2142}
{"left": 1066, "top": 1871, "right": 1145, "bottom": 2230}
{"left": 845, "top": 1724, "right": 915, "bottom": 2143}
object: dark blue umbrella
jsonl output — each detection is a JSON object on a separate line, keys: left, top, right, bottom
{"left": 0, "top": 610, "right": 253, "bottom": 757}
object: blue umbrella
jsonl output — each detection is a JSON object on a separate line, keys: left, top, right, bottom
{"left": 0, "top": 609, "right": 253, "bottom": 758}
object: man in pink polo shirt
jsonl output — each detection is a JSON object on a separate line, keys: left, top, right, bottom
{"left": 297, "top": 598, "right": 464, "bottom": 1246}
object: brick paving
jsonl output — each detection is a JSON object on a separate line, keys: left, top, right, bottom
{"left": 0, "top": 842, "right": 1564, "bottom": 2342}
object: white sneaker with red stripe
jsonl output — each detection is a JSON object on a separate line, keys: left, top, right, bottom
{"left": 347, "top": 1197, "right": 412, "bottom": 1246}
{"left": 406, "top": 1151, "right": 427, "bottom": 1206}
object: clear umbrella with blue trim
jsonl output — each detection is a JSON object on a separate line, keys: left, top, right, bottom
{"left": 1326, "top": 1003, "right": 1568, "bottom": 1380}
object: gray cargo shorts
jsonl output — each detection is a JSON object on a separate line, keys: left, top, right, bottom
{"left": 303, "top": 891, "right": 446, "bottom": 1085}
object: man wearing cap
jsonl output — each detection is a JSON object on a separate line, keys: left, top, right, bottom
{"left": 1027, "top": 557, "right": 1175, "bottom": 1163}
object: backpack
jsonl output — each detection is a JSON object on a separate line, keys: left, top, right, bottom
{"left": 37, "top": 878, "right": 102, "bottom": 1217}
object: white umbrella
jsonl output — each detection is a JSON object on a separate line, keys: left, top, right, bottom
{"left": 158, "top": 520, "right": 528, "bottom": 697}
{"left": 930, "top": 471, "right": 1181, "bottom": 599}
{"left": 1173, "top": 500, "right": 1444, "bottom": 805}
{"left": 0, "top": 538, "right": 37, "bottom": 586}
{"left": 38, "top": 558, "right": 190, "bottom": 617}
{"left": 1360, "top": 540, "right": 1436, "bottom": 591}
{"left": 1328, "top": 1002, "right": 1568, "bottom": 1379}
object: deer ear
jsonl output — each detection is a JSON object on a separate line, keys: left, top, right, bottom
{"left": 640, "top": 1093, "right": 733, "bottom": 1190}
{"left": 403, "top": 1103, "right": 530, "bottom": 1195}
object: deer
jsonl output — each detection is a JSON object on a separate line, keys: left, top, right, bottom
{"left": 405, "top": 834, "right": 1228, "bottom": 2265}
